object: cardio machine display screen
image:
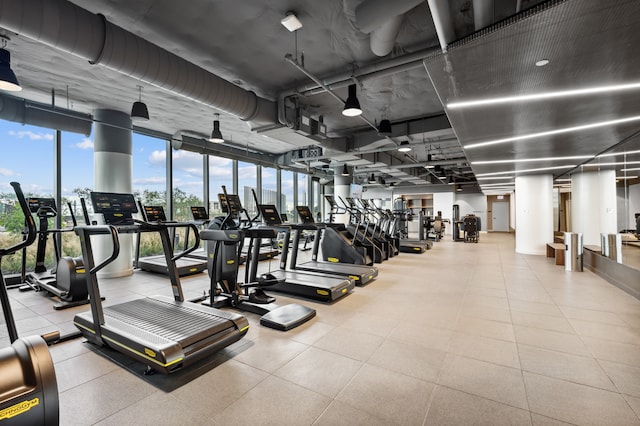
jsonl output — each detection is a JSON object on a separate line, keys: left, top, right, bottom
{"left": 296, "top": 206, "right": 314, "bottom": 224}
{"left": 27, "top": 197, "right": 56, "bottom": 213}
{"left": 191, "top": 206, "right": 209, "bottom": 220}
{"left": 144, "top": 206, "right": 167, "bottom": 222}
{"left": 218, "top": 193, "right": 242, "bottom": 213}
{"left": 258, "top": 204, "right": 281, "bottom": 225}
{"left": 90, "top": 192, "right": 138, "bottom": 214}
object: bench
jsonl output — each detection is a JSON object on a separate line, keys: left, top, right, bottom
{"left": 546, "top": 243, "right": 565, "bottom": 266}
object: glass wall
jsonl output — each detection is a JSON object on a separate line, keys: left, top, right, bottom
{"left": 281, "top": 170, "right": 294, "bottom": 221}
{"left": 172, "top": 148, "right": 203, "bottom": 221}
{"left": 209, "top": 155, "right": 233, "bottom": 215}
{"left": 262, "top": 166, "right": 278, "bottom": 209}
{"left": 238, "top": 161, "right": 257, "bottom": 218}
{"left": 0, "top": 122, "right": 55, "bottom": 273}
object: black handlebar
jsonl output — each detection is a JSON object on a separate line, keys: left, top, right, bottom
{"left": 0, "top": 182, "right": 37, "bottom": 257}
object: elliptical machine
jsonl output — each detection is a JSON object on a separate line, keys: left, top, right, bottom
{"left": 0, "top": 182, "right": 59, "bottom": 425}
{"left": 19, "top": 198, "right": 90, "bottom": 310}
{"left": 195, "top": 186, "right": 316, "bottom": 331}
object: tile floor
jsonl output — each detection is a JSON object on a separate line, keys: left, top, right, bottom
{"left": 2, "top": 232, "right": 640, "bottom": 425}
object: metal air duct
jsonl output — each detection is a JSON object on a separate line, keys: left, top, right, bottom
{"left": 0, "top": 0, "right": 276, "bottom": 124}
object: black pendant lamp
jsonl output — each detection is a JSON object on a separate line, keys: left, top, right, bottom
{"left": 131, "top": 85, "right": 149, "bottom": 121}
{"left": 0, "top": 37, "right": 21, "bottom": 92}
{"left": 209, "top": 113, "right": 224, "bottom": 143}
{"left": 378, "top": 119, "right": 392, "bottom": 136}
{"left": 342, "top": 84, "right": 362, "bottom": 117}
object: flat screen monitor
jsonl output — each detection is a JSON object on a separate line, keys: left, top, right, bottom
{"left": 144, "top": 206, "right": 167, "bottom": 222}
{"left": 296, "top": 206, "right": 315, "bottom": 224}
{"left": 258, "top": 204, "right": 282, "bottom": 226}
{"left": 90, "top": 192, "right": 138, "bottom": 214}
{"left": 191, "top": 206, "right": 209, "bottom": 220}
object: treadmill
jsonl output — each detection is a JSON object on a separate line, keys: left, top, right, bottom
{"left": 73, "top": 192, "right": 249, "bottom": 374}
{"left": 292, "top": 205, "right": 378, "bottom": 285}
{"left": 134, "top": 204, "right": 208, "bottom": 276}
{"left": 257, "top": 204, "right": 355, "bottom": 302}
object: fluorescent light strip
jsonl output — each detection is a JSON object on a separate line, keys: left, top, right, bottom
{"left": 475, "top": 165, "right": 576, "bottom": 177}
{"left": 616, "top": 176, "right": 638, "bottom": 179}
{"left": 583, "top": 161, "right": 640, "bottom": 167}
{"left": 447, "top": 81, "right": 640, "bottom": 109}
{"left": 597, "top": 149, "right": 640, "bottom": 158}
{"left": 476, "top": 176, "right": 514, "bottom": 180}
{"left": 464, "top": 115, "right": 640, "bottom": 149}
{"left": 472, "top": 155, "right": 592, "bottom": 165}
{"left": 555, "top": 178, "right": 571, "bottom": 182}
{"left": 621, "top": 167, "right": 640, "bottom": 172}
{"left": 481, "top": 183, "right": 515, "bottom": 187}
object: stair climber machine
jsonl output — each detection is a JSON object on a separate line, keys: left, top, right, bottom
{"left": 193, "top": 186, "right": 315, "bottom": 331}
{"left": 134, "top": 202, "right": 207, "bottom": 276}
{"left": 293, "top": 205, "right": 378, "bottom": 285}
{"left": 380, "top": 205, "right": 432, "bottom": 254}
{"left": 256, "top": 202, "right": 355, "bottom": 302}
{"left": 356, "top": 198, "right": 397, "bottom": 259}
{"left": 72, "top": 191, "right": 249, "bottom": 374}
{"left": 339, "top": 196, "right": 386, "bottom": 263}
{"left": 17, "top": 197, "right": 95, "bottom": 310}
{"left": 321, "top": 195, "right": 374, "bottom": 265}
{"left": 0, "top": 182, "right": 59, "bottom": 426}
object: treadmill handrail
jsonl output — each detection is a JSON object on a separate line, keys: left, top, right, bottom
{"left": 73, "top": 225, "right": 121, "bottom": 274}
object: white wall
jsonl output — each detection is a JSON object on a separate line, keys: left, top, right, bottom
{"left": 454, "top": 193, "right": 487, "bottom": 230}
{"left": 515, "top": 175, "right": 554, "bottom": 255}
{"left": 434, "top": 192, "right": 454, "bottom": 235}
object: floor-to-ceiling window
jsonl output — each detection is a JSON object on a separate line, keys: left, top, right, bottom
{"left": 238, "top": 161, "right": 257, "bottom": 218}
{"left": 262, "top": 166, "right": 278, "bottom": 210}
{"left": 209, "top": 155, "right": 233, "bottom": 216}
{"left": 281, "top": 170, "right": 294, "bottom": 221}
{"left": 0, "top": 121, "right": 55, "bottom": 273}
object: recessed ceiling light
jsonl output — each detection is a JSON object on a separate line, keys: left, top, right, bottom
{"left": 535, "top": 59, "right": 550, "bottom": 67}
{"left": 616, "top": 176, "right": 638, "bottom": 179}
{"left": 447, "top": 81, "right": 640, "bottom": 109}
{"left": 621, "top": 167, "right": 640, "bottom": 172}
{"left": 476, "top": 176, "right": 514, "bottom": 180}
{"left": 597, "top": 149, "right": 640, "bottom": 158}
{"left": 464, "top": 115, "right": 640, "bottom": 149}
{"left": 583, "top": 161, "right": 640, "bottom": 167}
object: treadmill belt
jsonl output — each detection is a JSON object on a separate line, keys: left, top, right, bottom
{"left": 105, "top": 298, "right": 233, "bottom": 347}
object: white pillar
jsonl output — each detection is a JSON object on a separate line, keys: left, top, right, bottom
{"left": 93, "top": 109, "right": 134, "bottom": 278}
{"left": 333, "top": 166, "right": 351, "bottom": 224}
{"left": 515, "top": 174, "right": 553, "bottom": 255}
{"left": 571, "top": 170, "right": 617, "bottom": 246}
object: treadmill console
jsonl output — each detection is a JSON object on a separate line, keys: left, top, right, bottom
{"left": 27, "top": 197, "right": 57, "bottom": 213}
{"left": 296, "top": 206, "right": 315, "bottom": 224}
{"left": 218, "top": 193, "right": 242, "bottom": 213}
{"left": 191, "top": 206, "right": 209, "bottom": 221}
{"left": 144, "top": 206, "right": 168, "bottom": 222}
{"left": 258, "top": 204, "right": 282, "bottom": 226}
{"left": 90, "top": 192, "right": 138, "bottom": 225}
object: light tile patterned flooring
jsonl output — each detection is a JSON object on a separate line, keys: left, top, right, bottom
{"left": 2, "top": 232, "right": 640, "bottom": 425}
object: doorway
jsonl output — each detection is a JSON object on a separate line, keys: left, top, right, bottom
{"left": 493, "top": 201, "right": 510, "bottom": 232}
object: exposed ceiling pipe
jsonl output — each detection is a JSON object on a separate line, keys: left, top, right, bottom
{"left": 473, "top": 0, "right": 495, "bottom": 30}
{"left": 0, "top": 92, "right": 92, "bottom": 135}
{"left": 354, "top": 0, "right": 425, "bottom": 58}
{"left": 370, "top": 15, "right": 404, "bottom": 57}
{"left": 0, "top": 0, "right": 276, "bottom": 124}
{"left": 355, "top": 0, "right": 426, "bottom": 33}
{"left": 427, "top": 0, "right": 456, "bottom": 51}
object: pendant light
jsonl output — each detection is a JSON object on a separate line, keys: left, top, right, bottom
{"left": 397, "top": 141, "right": 412, "bottom": 152}
{"left": 209, "top": 113, "right": 224, "bottom": 143}
{"left": 131, "top": 85, "right": 149, "bottom": 121}
{"left": 0, "top": 36, "right": 21, "bottom": 92}
{"left": 342, "top": 84, "right": 362, "bottom": 117}
{"left": 341, "top": 164, "right": 349, "bottom": 176}
{"left": 378, "top": 119, "right": 392, "bottom": 136}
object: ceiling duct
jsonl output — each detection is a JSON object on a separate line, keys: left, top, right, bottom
{"left": 0, "top": 0, "right": 276, "bottom": 125}
{"left": 0, "top": 92, "right": 92, "bottom": 135}
{"left": 355, "top": 0, "right": 425, "bottom": 57}
{"left": 172, "top": 132, "right": 276, "bottom": 168}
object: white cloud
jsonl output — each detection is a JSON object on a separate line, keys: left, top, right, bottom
{"left": 210, "top": 166, "right": 232, "bottom": 178}
{"left": 0, "top": 168, "right": 15, "bottom": 176}
{"left": 148, "top": 150, "right": 166, "bottom": 166}
{"left": 209, "top": 156, "right": 232, "bottom": 167}
{"left": 8, "top": 130, "right": 54, "bottom": 141}
{"left": 133, "top": 176, "right": 165, "bottom": 185}
{"left": 76, "top": 138, "right": 94, "bottom": 150}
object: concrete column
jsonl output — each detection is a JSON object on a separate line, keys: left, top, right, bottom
{"left": 571, "top": 170, "right": 617, "bottom": 246}
{"left": 333, "top": 165, "right": 351, "bottom": 224}
{"left": 515, "top": 174, "right": 553, "bottom": 255}
{"left": 93, "top": 109, "right": 133, "bottom": 278}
